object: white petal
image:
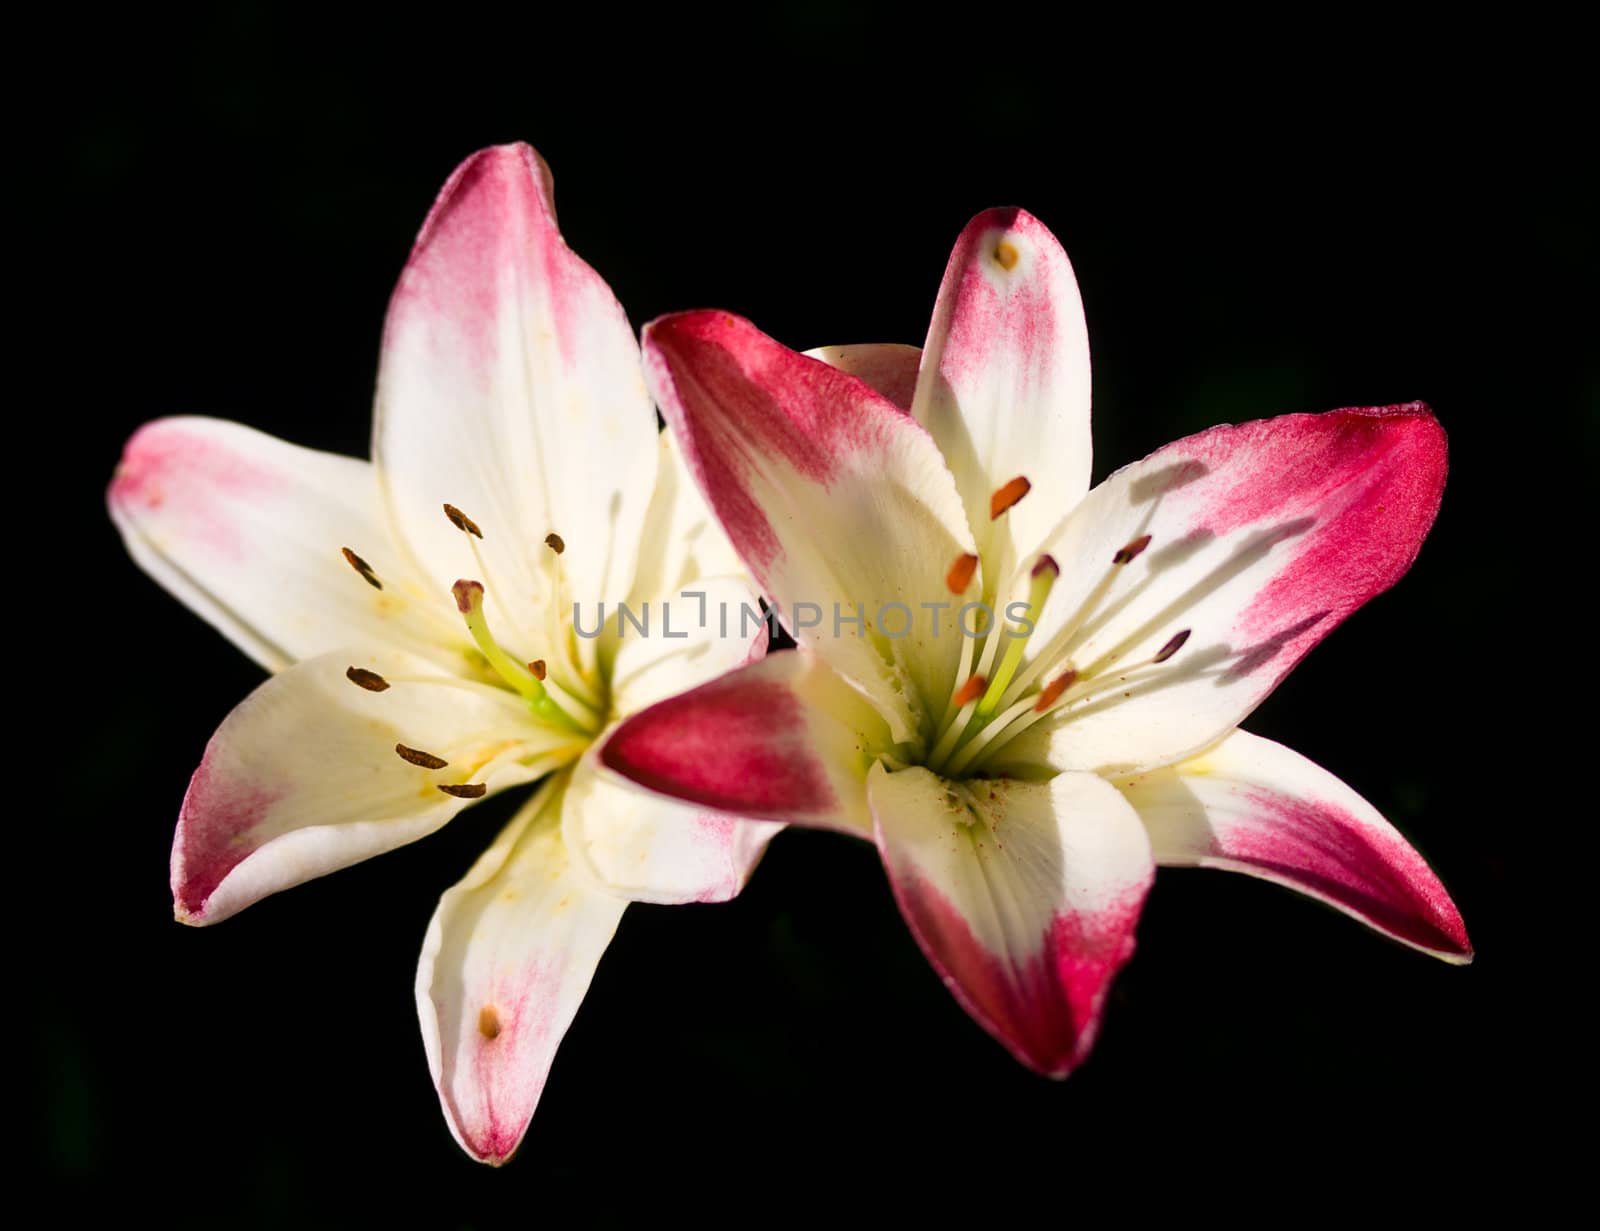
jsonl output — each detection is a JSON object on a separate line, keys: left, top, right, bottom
{"left": 1116, "top": 729, "right": 1471, "bottom": 961}
{"left": 374, "top": 144, "right": 657, "bottom": 655}
{"left": 417, "top": 777, "right": 627, "bottom": 1165}
{"left": 911, "top": 209, "right": 1092, "bottom": 579}
{"left": 607, "top": 576, "right": 768, "bottom": 717}
{"left": 869, "top": 764, "right": 1152, "bottom": 1076}
{"left": 172, "top": 650, "right": 560, "bottom": 924}
{"left": 109, "top": 417, "right": 455, "bottom": 672}
{"left": 562, "top": 750, "right": 781, "bottom": 905}
{"left": 626, "top": 429, "right": 748, "bottom": 605}
{"left": 567, "top": 573, "right": 778, "bottom": 902}
{"left": 989, "top": 405, "right": 1448, "bottom": 776}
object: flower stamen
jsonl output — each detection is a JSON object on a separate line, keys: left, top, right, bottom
{"left": 443, "top": 503, "right": 484, "bottom": 538}
{"left": 974, "top": 555, "right": 1058, "bottom": 719}
{"left": 990, "top": 476, "right": 1031, "bottom": 520}
{"left": 395, "top": 743, "right": 449, "bottom": 770}
{"left": 946, "top": 552, "right": 979, "bottom": 595}
{"left": 962, "top": 626, "right": 1196, "bottom": 775}
{"left": 346, "top": 666, "right": 390, "bottom": 692}
{"left": 341, "top": 547, "right": 383, "bottom": 590}
{"left": 438, "top": 783, "right": 487, "bottom": 799}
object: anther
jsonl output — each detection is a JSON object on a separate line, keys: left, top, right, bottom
{"left": 528, "top": 659, "right": 547, "bottom": 681}
{"left": 1152, "top": 629, "right": 1191, "bottom": 664}
{"left": 1114, "top": 535, "right": 1152, "bottom": 565}
{"left": 478, "top": 1005, "right": 502, "bottom": 1040}
{"left": 395, "top": 743, "right": 449, "bottom": 770}
{"left": 439, "top": 783, "right": 487, "bottom": 799}
{"left": 946, "top": 552, "right": 979, "bottom": 594}
{"left": 990, "top": 476, "right": 1031, "bottom": 519}
{"left": 346, "top": 666, "right": 390, "bottom": 692}
{"left": 953, "top": 674, "right": 988, "bottom": 708}
{"left": 545, "top": 532, "right": 565, "bottom": 554}
{"left": 342, "top": 547, "right": 383, "bottom": 590}
{"left": 443, "top": 503, "right": 484, "bottom": 538}
{"left": 1035, "top": 668, "right": 1079, "bottom": 711}
{"left": 994, "top": 239, "right": 1020, "bottom": 271}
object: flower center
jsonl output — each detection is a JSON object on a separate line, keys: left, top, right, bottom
{"left": 921, "top": 487, "right": 1190, "bottom": 779}
{"left": 335, "top": 503, "right": 608, "bottom": 795}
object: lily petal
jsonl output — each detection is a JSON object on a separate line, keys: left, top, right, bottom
{"left": 643, "top": 310, "right": 975, "bottom": 740}
{"left": 911, "top": 208, "right": 1092, "bottom": 576}
{"left": 1117, "top": 729, "right": 1471, "bottom": 961}
{"left": 607, "top": 576, "right": 769, "bottom": 716}
{"left": 562, "top": 751, "right": 782, "bottom": 905}
{"left": 374, "top": 143, "right": 657, "bottom": 648}
{"left": 805, "top": 343, "right": 922, "bottom": 411}
{"left": 109, "top": 417, "right": 453, "bottom": 672}
{"left": 869, "top": 764, "right": 1152, "bottom": 1076}
{"left": 994, "top": 404, "right": 1448, "bottom": 776}
{"left": 601, "top": 649, "right": 891, "bottom": 837}
{"left": 417, "top": 777, "right": 627, "bottom": 1165}
{"left": 565, "top": 575, "right": 782, "bottom": 903}
{"left": 173, "top": 651, "right": 555, "bottom": 925}
{"left": 627, "top": 432, "right": 749, "bottom": 606}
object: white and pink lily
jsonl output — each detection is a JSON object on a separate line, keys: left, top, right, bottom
{"left": 601, "top": 208, "right": 1470, "bottom": 1077}
{"left": 108, "top": 143, "right": 778, "bottom": 1161}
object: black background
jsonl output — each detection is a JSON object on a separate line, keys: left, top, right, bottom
{"left": 33, "top": 4, "right": 1589, "bottom": 1222}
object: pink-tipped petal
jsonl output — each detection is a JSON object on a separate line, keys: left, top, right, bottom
{"left": 375, "top": 143, "right": 657, "bottom": 637}
{"left": 600, "top": 649, "right": 892, "bottom": 837}
{"left": 805, "top": 343, "right": 923, "bottom": 411}
{"left": 643, "top": 310, "right": 974, "bottom": 742}
{"left": 994, "top": 404, "right": 1448, "bottom": 777}
{"left": 172, "top": 651, "right": 548, "bottom": 925}
{"left": 869, "top": 764, "right": 1153, "bottom": 1076}
{"left": 417, "top": 779, "right": 627, "bottom": 1165}
{"left": 1119, "top": 729, "right": 1470, "bottom": 961}
{"left": 109, "top": 417, "right": 449, "bottom": 672}
{"left": 912, "top": 208, "right": 1093, "bottom": 567}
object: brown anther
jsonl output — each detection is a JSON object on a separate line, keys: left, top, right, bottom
{"left": 439, "top": 783, "right": 488, "bottom": 799}
{"left": 528, "top": 659, "right": 547, "bottom": 681}
{"left": 341, "top": 547, "right": 383, "bottom": 590}
{"left": 1031, "top": 554, "right": 1060, "bottom": 579}
{"left": 478, "top": 1005, "right": 502, "bottom": 1040}
{"left": 1113, "top": 534, "right": 1153, "bottom": 565}
{"left": 443, "top": 503, "right": 484, "bottom": 538}
{"left": 990, "top": 476, "right": 1031, "bottom": 519}
{"left": 994, "top": 239, "right": 1020, "bottom": 270}
{"left": 452, "top": 579, "right": 484, "bottom": 613}
{"left": 346, "top": 666, "right": 390, "bottom": 692}
{"left": 545, "top": 532, "right": 565, "bottom": 554}
{"left": 395, "top": 743, "right": 449, "bottom": 770}
{"left": 1035, "top": 668, "right": 1079, "bottom": 711}
{"left": 946, "top": 552, "right": 979, "bottom": 594}
{"left": 952, "top": 674, "right": 988, "bottom": 708}
{"left": 1153, "top": 629, "right": 1191, "bottom": 664}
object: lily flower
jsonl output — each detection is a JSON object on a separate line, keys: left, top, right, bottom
{"left": 108, "top": 143, "right": 778, "bottom": 1162}
{"left": 601, "top": 208, "right": 1470, "bottom": 1077}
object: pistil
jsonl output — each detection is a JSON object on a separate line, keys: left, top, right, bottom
{"left": 452, "top": 580, "right": 595, "bottom": 733}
